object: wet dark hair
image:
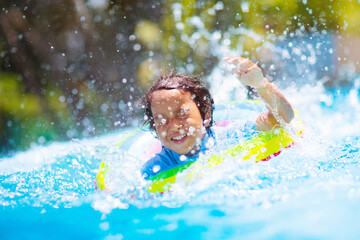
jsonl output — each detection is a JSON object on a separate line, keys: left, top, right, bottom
{"left": 141, "top": 70, "right": 214, "bottom": 132}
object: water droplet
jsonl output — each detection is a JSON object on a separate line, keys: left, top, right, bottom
{"left": 133, "top": 43, "right": 141, "bottom": 51}
{"left": 153, "top": 165, "right": 160, "bottom": 173}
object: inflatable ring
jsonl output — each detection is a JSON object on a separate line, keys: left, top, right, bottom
{"left": 95, "top": 100, "right": 304, "bottom": 194}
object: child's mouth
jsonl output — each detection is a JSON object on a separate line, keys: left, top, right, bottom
{"left": 171, "top": 134, "right": 187, "bottom": 144}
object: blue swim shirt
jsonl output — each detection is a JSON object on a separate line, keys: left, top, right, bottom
{"left": 141, "top": 120, "right": 256, "bottom": 179}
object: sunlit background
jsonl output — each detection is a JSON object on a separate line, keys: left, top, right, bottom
{"left": 1, "top": 0, "right": 359, "bottom": 156}
{"left": 2, "top": 1, "right": 360, "bottom": 239}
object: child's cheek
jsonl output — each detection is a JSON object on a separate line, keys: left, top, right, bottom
{"left": 160, "top": 131, "right": 167, "bottom": 138}
{"left": 186, "top": 125, "right": 203, "bottom": 136}
{"left": 188, "top": 126, "right": 196, "bottom": 135}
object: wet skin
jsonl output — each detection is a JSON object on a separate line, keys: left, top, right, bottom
{"left": 150, "top": 89, "right": 209, "bottom": 155}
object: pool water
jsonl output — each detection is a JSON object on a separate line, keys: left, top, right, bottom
{"left": 1, "top": 82, "right": 360, "bottom": 239}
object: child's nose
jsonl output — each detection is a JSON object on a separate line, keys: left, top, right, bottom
{"left": 169, "top": 118, "right": 183, "bottom": 129}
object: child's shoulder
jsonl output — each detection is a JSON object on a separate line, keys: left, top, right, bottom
{"left": 141, "top": 146, "right": 185, "bottom": 179}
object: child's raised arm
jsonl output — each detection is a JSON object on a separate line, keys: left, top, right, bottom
{"left": 224, "top": 56, "right": 294, "bottom": 131}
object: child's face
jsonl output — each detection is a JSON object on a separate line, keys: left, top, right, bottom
{"left": 150, "top": 89, "right": 207, "bottom": 155}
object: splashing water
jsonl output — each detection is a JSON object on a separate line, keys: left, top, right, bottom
{"left": 2, "top": 81, "right": 360, "bottom": 239}
{"left": 2, "top": 12, "right": 360, "bottom": 240}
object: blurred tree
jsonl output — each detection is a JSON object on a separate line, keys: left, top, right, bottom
{"left": 0, "top": 0, "right": 163, "bottom": 155}
{"left": 1, "top": 0, "right": 359, "bottom": 155}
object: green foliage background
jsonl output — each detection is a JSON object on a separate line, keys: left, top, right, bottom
{"left": 0, "top": 0, "right": 359, "bottom": 155}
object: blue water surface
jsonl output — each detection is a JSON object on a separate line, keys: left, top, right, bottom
{"left": 1, "top": 87, "right": 360, "bottom": 240}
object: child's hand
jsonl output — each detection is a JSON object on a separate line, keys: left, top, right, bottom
{"left": 224, "top": 57, "right": 267, "bottom": 89}
{"left": 224, "top": 57, "right": 294, "bottom": 126}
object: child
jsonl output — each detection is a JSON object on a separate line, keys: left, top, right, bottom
{"left": 141, "top": 57, "right": 294, "bottom": 179}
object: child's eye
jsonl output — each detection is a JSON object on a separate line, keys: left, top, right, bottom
{"left": 178, "top": 108, "right": 189, "bottom": 119}
{"left": 156, "top": 118, "right": 167, "bottom": 126}
{"left": 177, "top": 114, "right": 188, "bottom": 120}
